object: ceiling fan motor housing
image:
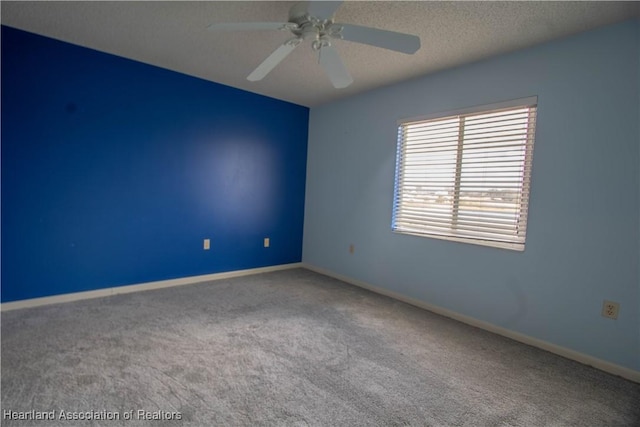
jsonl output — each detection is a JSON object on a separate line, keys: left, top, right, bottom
{"left": 287, "top": 12, "right": 338, "bottom": 50}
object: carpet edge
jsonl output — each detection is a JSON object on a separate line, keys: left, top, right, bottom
{"left": 301, "top": 263, "right": 640, "bottom": 384}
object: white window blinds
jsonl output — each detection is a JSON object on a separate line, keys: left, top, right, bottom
{"left": 392, "top": 99, "right": 537, "bottom": 251}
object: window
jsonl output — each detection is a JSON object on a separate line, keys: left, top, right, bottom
{"left": 392, "top": 98, "right": 537, "bottom": 251}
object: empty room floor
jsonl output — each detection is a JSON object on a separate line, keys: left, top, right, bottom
{"left": 2, "top": 269, "right": 639, "bottom": 426}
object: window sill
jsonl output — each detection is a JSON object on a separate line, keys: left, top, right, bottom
{"left": 392, "top": 230, "right": 525, "bottom": 252}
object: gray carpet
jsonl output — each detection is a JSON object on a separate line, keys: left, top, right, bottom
{"left": 2, "top": 268, "right": 639, "bottom": 426}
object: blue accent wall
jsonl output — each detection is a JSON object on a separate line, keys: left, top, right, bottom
{"left": 303, "top": 20, "right": 640, "bottom": 371}
{"left": 1, "top": 26, "right": 309, "bottom": 302}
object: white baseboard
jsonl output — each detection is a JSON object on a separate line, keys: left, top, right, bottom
{"left": 302, "top": 263, "right": 640, "bottom": 384}
{"left": 1, "top": 263, "right": 303, "bottom": 312}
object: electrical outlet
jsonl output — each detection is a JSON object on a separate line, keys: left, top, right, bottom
{"left": 602, "top": 300, "right": 619, "bottom": 319}
{"left": 264, "top": 238, "right": 270, "bottom": 248}
{"left": 203, "top": 239, "right": 210, "bottom": 250}
{"left": 349, "top": 244, "right": 354, "bottom": 254}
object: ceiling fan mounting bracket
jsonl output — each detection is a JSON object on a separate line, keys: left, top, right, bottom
{"left": 285, "top": 38, "right": 303, "bottom": 48}
{"left": 279, "top": 22, "right": 300, "bottom": 32}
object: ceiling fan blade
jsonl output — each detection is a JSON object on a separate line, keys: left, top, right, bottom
{"left": 332, "top": 23, "right": 420, "bottom": 54}
{"left": 319, "top": 45, "right": 353, "bottom": 89}
{"left": 207, "top": 22, "right": 295, "bottom": 32}
{"left": 247, "top": 38, "right": 302, "bottom": 82}
{"left": 306, "top": 1, "right": 344, "bottom": 19}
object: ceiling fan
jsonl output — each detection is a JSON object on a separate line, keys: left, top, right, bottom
{"left": 207, "top": 1, "right": 421, "bottom": 89}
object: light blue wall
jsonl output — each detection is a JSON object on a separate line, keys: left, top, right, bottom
{"left": 304, "top": 20, "right": 640, "bottom": 371}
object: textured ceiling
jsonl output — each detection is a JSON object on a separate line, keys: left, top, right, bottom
{"left": 2, "top": 1, "right": 639, "bottom": 107}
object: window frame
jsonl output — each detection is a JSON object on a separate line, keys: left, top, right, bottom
{"left": 392, "top": 97, "right": 538, "bottom": 251}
